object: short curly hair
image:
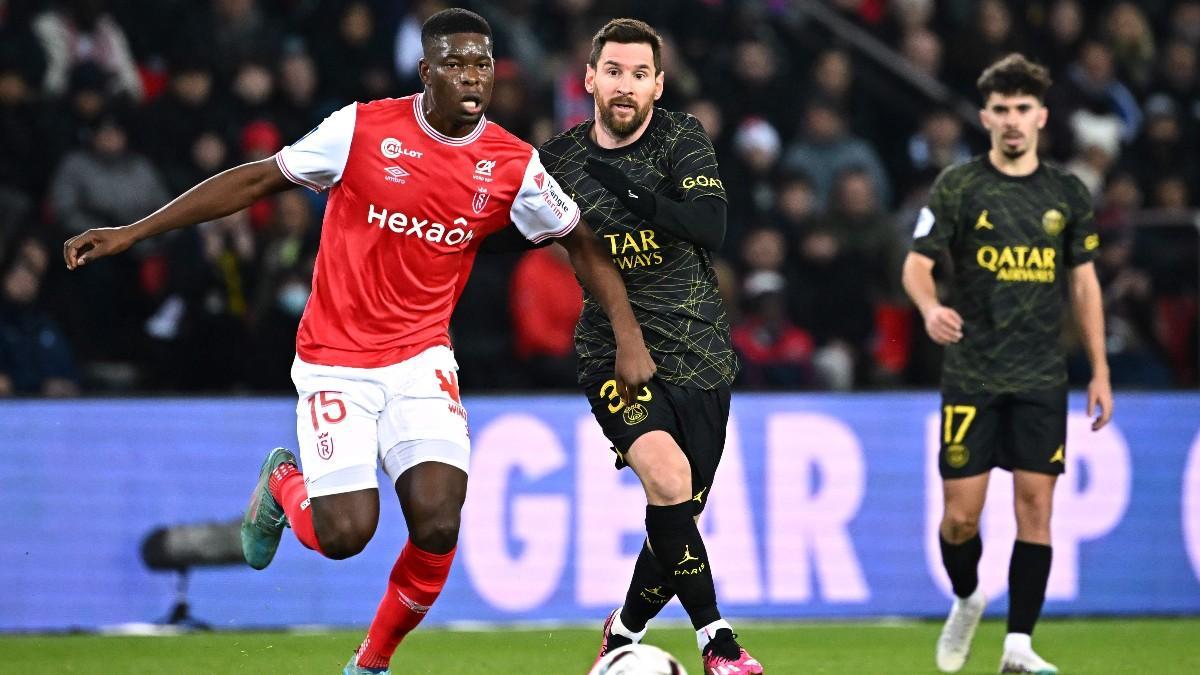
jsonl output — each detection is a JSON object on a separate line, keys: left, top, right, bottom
{"left": 977, "top": 53, "right": 1052, "bottom": 102}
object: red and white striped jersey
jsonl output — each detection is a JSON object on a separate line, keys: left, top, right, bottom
{"left": 276, "top": 93, "right": 580, "bottom": 368}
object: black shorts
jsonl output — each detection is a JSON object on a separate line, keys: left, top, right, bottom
{"left": 939, "top": 387, "right": 1068, "bottom": 479}
{"left": 583, "top": 375, "right": 731, "bottom": 514}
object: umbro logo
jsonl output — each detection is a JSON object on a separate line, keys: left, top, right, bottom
{"left": 384, "top": 165, "right": 409, "bottom": 184}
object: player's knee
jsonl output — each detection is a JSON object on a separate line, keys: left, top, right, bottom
{"left": 641, "top": 467, "right": 692, "bottom": 505}
{"left": 408, "top": 513, "right": 461, "bottom": 553}
{"left": 942, "top": 512, "right": 980, "bottom": 542}
{"left": 316, "top": 515, "right": 376, "bottom": 560}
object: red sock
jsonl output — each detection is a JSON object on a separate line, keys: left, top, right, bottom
{"left": 355, "top": 541, "right": 456, "bottom": 669}
{"left": 268, "top": 463, "right": 323, "bottom": 555}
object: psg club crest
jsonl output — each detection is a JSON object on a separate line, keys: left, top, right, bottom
{"left": 472, "top": 188, "right": 489, "bottom": 214}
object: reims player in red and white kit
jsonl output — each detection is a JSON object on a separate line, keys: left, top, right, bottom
{"left": 63, "top": 9, "right": 654, "bottom": 674}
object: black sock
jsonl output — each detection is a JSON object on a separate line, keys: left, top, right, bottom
{"left": 645, "top": 501, "right": 719, "bottom": 630}
{"left": 1007, "top": 540, "right": 1052, "bottom": 635}
{"left": 940, "top": 533, "right": 982, "bottom": 598}
{"left": 620, "top": 540, "right": 675, "bottom": 633}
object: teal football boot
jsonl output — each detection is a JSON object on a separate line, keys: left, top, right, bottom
{"left": 240, "top": 447, "right": 297, "bottom": 570}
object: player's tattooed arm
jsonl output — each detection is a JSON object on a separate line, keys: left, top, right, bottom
{"left": 557, "top": 220, "right": 656, "bottom": 403}
{"left": 64, "top": 158, "right": 293, "bottom": 270}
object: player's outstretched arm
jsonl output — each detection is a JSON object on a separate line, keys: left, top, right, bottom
{"left": 558, "top": 220, "right": 656, "bottom": 403}
{"left": 1069, "top": 262, "right": 1113, "bottom": 430}
{"left": 902, "top": 251, "right": 963, "bottom": 345}
{"left": 63, "top": 158, "right": 293, "bottom": 270}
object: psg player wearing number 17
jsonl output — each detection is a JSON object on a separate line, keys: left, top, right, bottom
{"left": 62, "top": 9, "right": 654, "bottom": 675}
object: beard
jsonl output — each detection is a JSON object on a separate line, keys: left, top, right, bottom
{"left": 998, "top": 132, "right": 1029, "bottom": 158}
{"left": 596, "top": 92, "right": 652, "bottom": 139}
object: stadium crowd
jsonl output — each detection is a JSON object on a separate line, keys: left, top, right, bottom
{"left": 0, "top": 0, "right": 1196, "bottom": 395}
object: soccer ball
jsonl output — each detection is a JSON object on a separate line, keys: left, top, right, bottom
{"left": 587, "top": 644, "right": 689, "bottom": 675}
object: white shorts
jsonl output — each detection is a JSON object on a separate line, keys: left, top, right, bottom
{"left": 291, "top": 346, "right": 471, "bottom": 498}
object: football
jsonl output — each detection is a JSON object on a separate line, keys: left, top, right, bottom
{"left": 587, "top": 644, "right": 689, "bottom": 675}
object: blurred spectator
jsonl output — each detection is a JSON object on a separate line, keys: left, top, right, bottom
{"left": 1151, "top": 175, "right": 1191, "bottom": 211}
{"left": 1172, "top": 1, "right": 1200, "bottom": 47}
{"left": 720, "top": 36, "right": 799, "bottom": 141}
{"left": 0, "top": 45, "right": 53, "bottom": 199}
{"left": 49, "top": 113, "right": 169, "bottom": 235}
{"left": 739, "top": 226, "right": 787, "bottom": 276}
{"left": 885, "top": 0, "right": 935, "bottom": 42}
{"left": 904, "top": 109, "right": 970, "bottom": 189}
{"left": 1036, "top": 0, "right": 1086, "bottom": 77}
{"left": 786, "top": 223, "right": 874, "bottom": 390}
{"left": 475, "top": 0, "right": 549, "bottom": 90}
{"left": 1103, "top": 2, "right": 1156, "bottom": 93}
{"left": 825, "top": 168, "right": 901, "bottom": 299}
{"left": 1065, "top": 112, "right": 1121, "bottom": 198}
{"left": 725, "top": 117, "right": 782, "bottom": 247}
{"left": 947, "top": 0, "right": 1025, "bottom": 96}
{"left": 553, "top": 28, "right": 594, "bottom": 131}
{"left": 313, "top": 1, "right": 394, "bottom": 104}
{"left": 394, "top": 1, "right": 447, "bottom": 91}
{"left": 806, "top": 48, "right": 882, "bottom": 142}
{"left": 179, "top": 0, "right": 281, "bottom": 79}
{"left": 770, "top": 172, "right": 819, "bottom": 248}
{"left": 0, "top": 237, "right": 80, "bottom": 397}
{"left": 1153, "top": 40, "right": 1200, "bottom": 139}
{"left": 229, "top": 60, "right": 276, "bottom": 128}
{"left": 247, "top": 190, "right": 318, "bottom": 389}
{"left": 782, "top": 98, "right": 892, "bottom": 209}
{"left": 900, "top": 28, "right": 943, "bottom": 79}
{"left": 1052, "top": 41, "right": 1143, "bottom": 146}
{"left": 1122, "top": 94, "right": 1198, "bottom": 200}
{"left": 137, "top": 52, "right": 229, "bottom": 195}
{"left": 657, "top": 33, "right": 701, "bottom": 109}
{"left": 144, "top": 211, "right": 256, "bottom": 390}
{"left": 1074, "top": 226, "right": 1172, "bottom": 387}
{"left": 731, "top": 270, "right": 815, "bottom": 388}
{"left": 509, "top": 245, "right": 582, "bottom": 388}
{"left": 32, "top": 0, "right": 142, "bottom": 101}
{"left": 486, "top": 60, "right": 539, "bottom": 141}
{"left": 275, "top": 47, "right": 328, "bottom": 143}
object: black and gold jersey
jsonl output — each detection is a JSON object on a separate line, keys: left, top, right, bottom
{"left": 540, "top": 108, "right": 737, "bottom": 389}
{"left": 913, "top": 155, "right": 1100, "bottom": 393}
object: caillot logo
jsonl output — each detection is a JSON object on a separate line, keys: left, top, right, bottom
{"left": 976, "top": 245, "right": 1056, "bottom": 283}
{"left": 381, "top": 138, "right": 422, "bottom": 159}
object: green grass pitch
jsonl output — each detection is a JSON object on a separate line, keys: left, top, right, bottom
{"left": 1, "top": 618, "right": 1197, "bottom": 674}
